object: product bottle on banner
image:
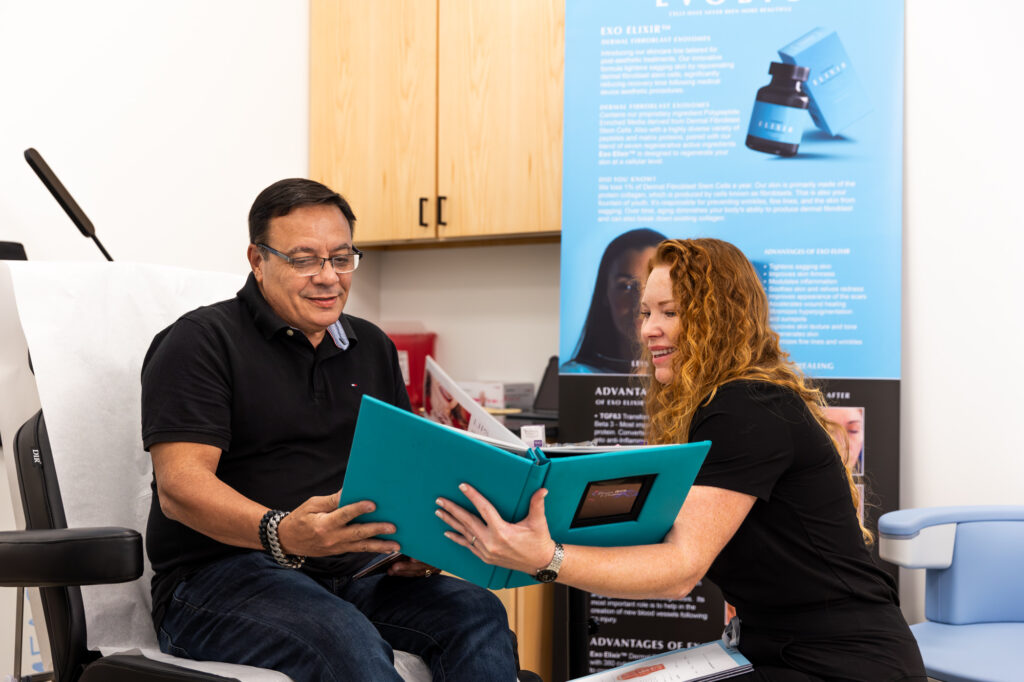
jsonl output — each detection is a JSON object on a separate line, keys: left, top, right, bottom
{"left": 745, "top": 62, "right": 810, "bottom": 157}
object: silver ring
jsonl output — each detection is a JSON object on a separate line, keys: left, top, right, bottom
{"left": 424, "top": 568, "right": 433, "bottom": 577}
{"left": 470, "top": 535, "right": 477, "bottom": 547}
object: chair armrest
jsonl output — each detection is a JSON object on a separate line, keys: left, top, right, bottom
{"left": 0, "top": 527, "right": 142, "bottom": 587}
{"left": 879, "top": 505, "right": 1024, "bottom": 536}
{"left": 879, "top": 506, "right": 1024, "bottom": 569}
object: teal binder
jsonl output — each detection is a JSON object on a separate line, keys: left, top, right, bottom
{"left": 339, "top": 396, "right": 711, "bottom": 589}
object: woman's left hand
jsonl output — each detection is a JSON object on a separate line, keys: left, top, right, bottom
{"left": 436, "top": 483, "right": 557, "bottom": 575}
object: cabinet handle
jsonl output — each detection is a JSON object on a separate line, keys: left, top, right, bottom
{"left": 437, "top": 196, "right": 447, "bottom": 227}
{"left": 418, "top": 197, "right": 428, "bottom": 227}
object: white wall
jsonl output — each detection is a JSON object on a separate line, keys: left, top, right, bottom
{"left": 377, "top": 243, "right": 560, "bottom": 385}
{"left": 0, "top": 1, "right": 308, "bottom": 273}
{"left": 900, "top": 0, "right": 1024, "bottom": 618}
{"left": 0, "top": 0, "right": 1022, "bottom": 669}
{"left": 0, "top": 1, "right": 314, "bottom": 675}
{"left": 902, "top": 2, "right": 1024, "bottom": 506}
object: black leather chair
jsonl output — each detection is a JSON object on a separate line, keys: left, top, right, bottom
{"left": 2, "top": 410, "right": 242, "bottom": 681}
{"left": 3, "top": 410, "right": 543, "bottom": 681}
{"left": 0, "top": 261, "right": 542, "bottom": 682}
{"left": 0, "top": 261, "right": 409, "bottom": 681}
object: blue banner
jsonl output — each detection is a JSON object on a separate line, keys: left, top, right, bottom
{"left": 560, "top": 0, "right": 904, "bottom": 380}
{"left": 556, "top": 3, "right": 905, "bottom": 675}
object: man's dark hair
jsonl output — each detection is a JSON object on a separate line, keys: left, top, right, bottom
{"left": 248, "top": 178, "right": 357, "bottom": 244}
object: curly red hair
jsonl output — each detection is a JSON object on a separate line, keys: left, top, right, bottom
{"left": 642, "top": 239, "right": 871, "bottom": 543}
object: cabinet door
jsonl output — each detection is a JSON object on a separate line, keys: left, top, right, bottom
{"left": 437, "top": 0, "right": 564, "bottom": 239}
{"left": 310, "top": 0, "right": 437, "bottom": 244}
{"left": 492, "top": 584, "right": 554, "bottom": 682}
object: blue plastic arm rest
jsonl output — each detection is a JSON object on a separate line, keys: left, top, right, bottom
{"left": 879, "top": 505, "right": 1024, "bottom": 536}
{"left": 879, "top": 505, "right": 1024, "bottom": 569}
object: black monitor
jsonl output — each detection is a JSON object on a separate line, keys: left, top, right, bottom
{"left": 518, "top": 355, "right": 558, "bottom": 419}
{"left": 531, "top": 355, "right": 558, "bottom": 414}
{"left": 503, "top": 356, "right": 559, "bottom": 439}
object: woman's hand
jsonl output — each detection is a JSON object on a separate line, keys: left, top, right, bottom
{"left": 435, "top": 483, "right": 557, "bottom": 575}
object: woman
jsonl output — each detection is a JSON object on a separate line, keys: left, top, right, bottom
{"left": 437, "top": 239, "right": 926, "bottom": 681}
{"left": 561, "top": 228, "right": 665, "bottom": 374}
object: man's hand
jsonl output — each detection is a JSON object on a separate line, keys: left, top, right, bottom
{"left": 387, "top": 557, "right": 440, "bottom": 578}
{"left": 276, "top": 491, "right": 401, "bottom": 557}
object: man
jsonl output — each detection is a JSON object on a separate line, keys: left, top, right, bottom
{"left": 142, "top": 178, "right": 519, "bottom": 680}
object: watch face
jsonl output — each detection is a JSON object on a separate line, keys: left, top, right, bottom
{"left": 535, "top": 569, "right": 558, "bottom": 583}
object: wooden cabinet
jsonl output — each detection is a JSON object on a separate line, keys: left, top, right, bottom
{"left": 310, "top": 0, "right": 564, "bottom": 245}
{"left": 494, "top": 584, "right": 555, "bottom": 681}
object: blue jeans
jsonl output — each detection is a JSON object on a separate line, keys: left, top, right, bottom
{"left": 157, "top": 551, "right": 518, "bottom": 681}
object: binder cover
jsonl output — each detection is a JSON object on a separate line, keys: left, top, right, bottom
{"left": 340, "top": 396, "right": 710, "bottom": 589}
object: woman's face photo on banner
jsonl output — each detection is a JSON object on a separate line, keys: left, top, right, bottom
{"left": 826, "top": 405, "right": 865, "bottom": 477}
{"left": 562, "top": 228, "right": 666, "bottom": 375}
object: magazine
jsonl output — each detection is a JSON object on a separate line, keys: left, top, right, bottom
{"left": 569, "top": 640, "right": 752, "bottom": 682}
{"left": 422, "top": 355, "right": 525, "bottom": 443}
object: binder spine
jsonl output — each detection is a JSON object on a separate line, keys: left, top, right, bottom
{"left": 492, "top": 459, "right": 552, "bottom": 588}
{"left": 515, "top": 458, "right": 551, "bottom": 522}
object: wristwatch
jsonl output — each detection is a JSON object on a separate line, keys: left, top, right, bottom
{"left": 534, "top": 542, "right": 564, "bottom": 583}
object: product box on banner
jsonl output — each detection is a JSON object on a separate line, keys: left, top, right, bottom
{"left": 778, "top": 28, "right": 872, "bottom": 136}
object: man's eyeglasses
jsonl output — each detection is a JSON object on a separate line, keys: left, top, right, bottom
{"left": 257, "top": 243, "right": 364, "bottom": 276}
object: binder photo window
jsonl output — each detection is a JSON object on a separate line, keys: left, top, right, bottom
{"left": 339, "top": 393, "right": 710, "bottom": 589}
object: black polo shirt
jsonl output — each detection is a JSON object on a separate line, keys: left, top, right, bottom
{"left": 142, "top": 273, "right": 410, "bottom": 627}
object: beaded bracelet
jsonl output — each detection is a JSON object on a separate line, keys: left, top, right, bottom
{"left": 258, "top": 509, "right": 276, "bottom": 552}
{"left": 263, "top": 509, "right": 306, "bottom": 569}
